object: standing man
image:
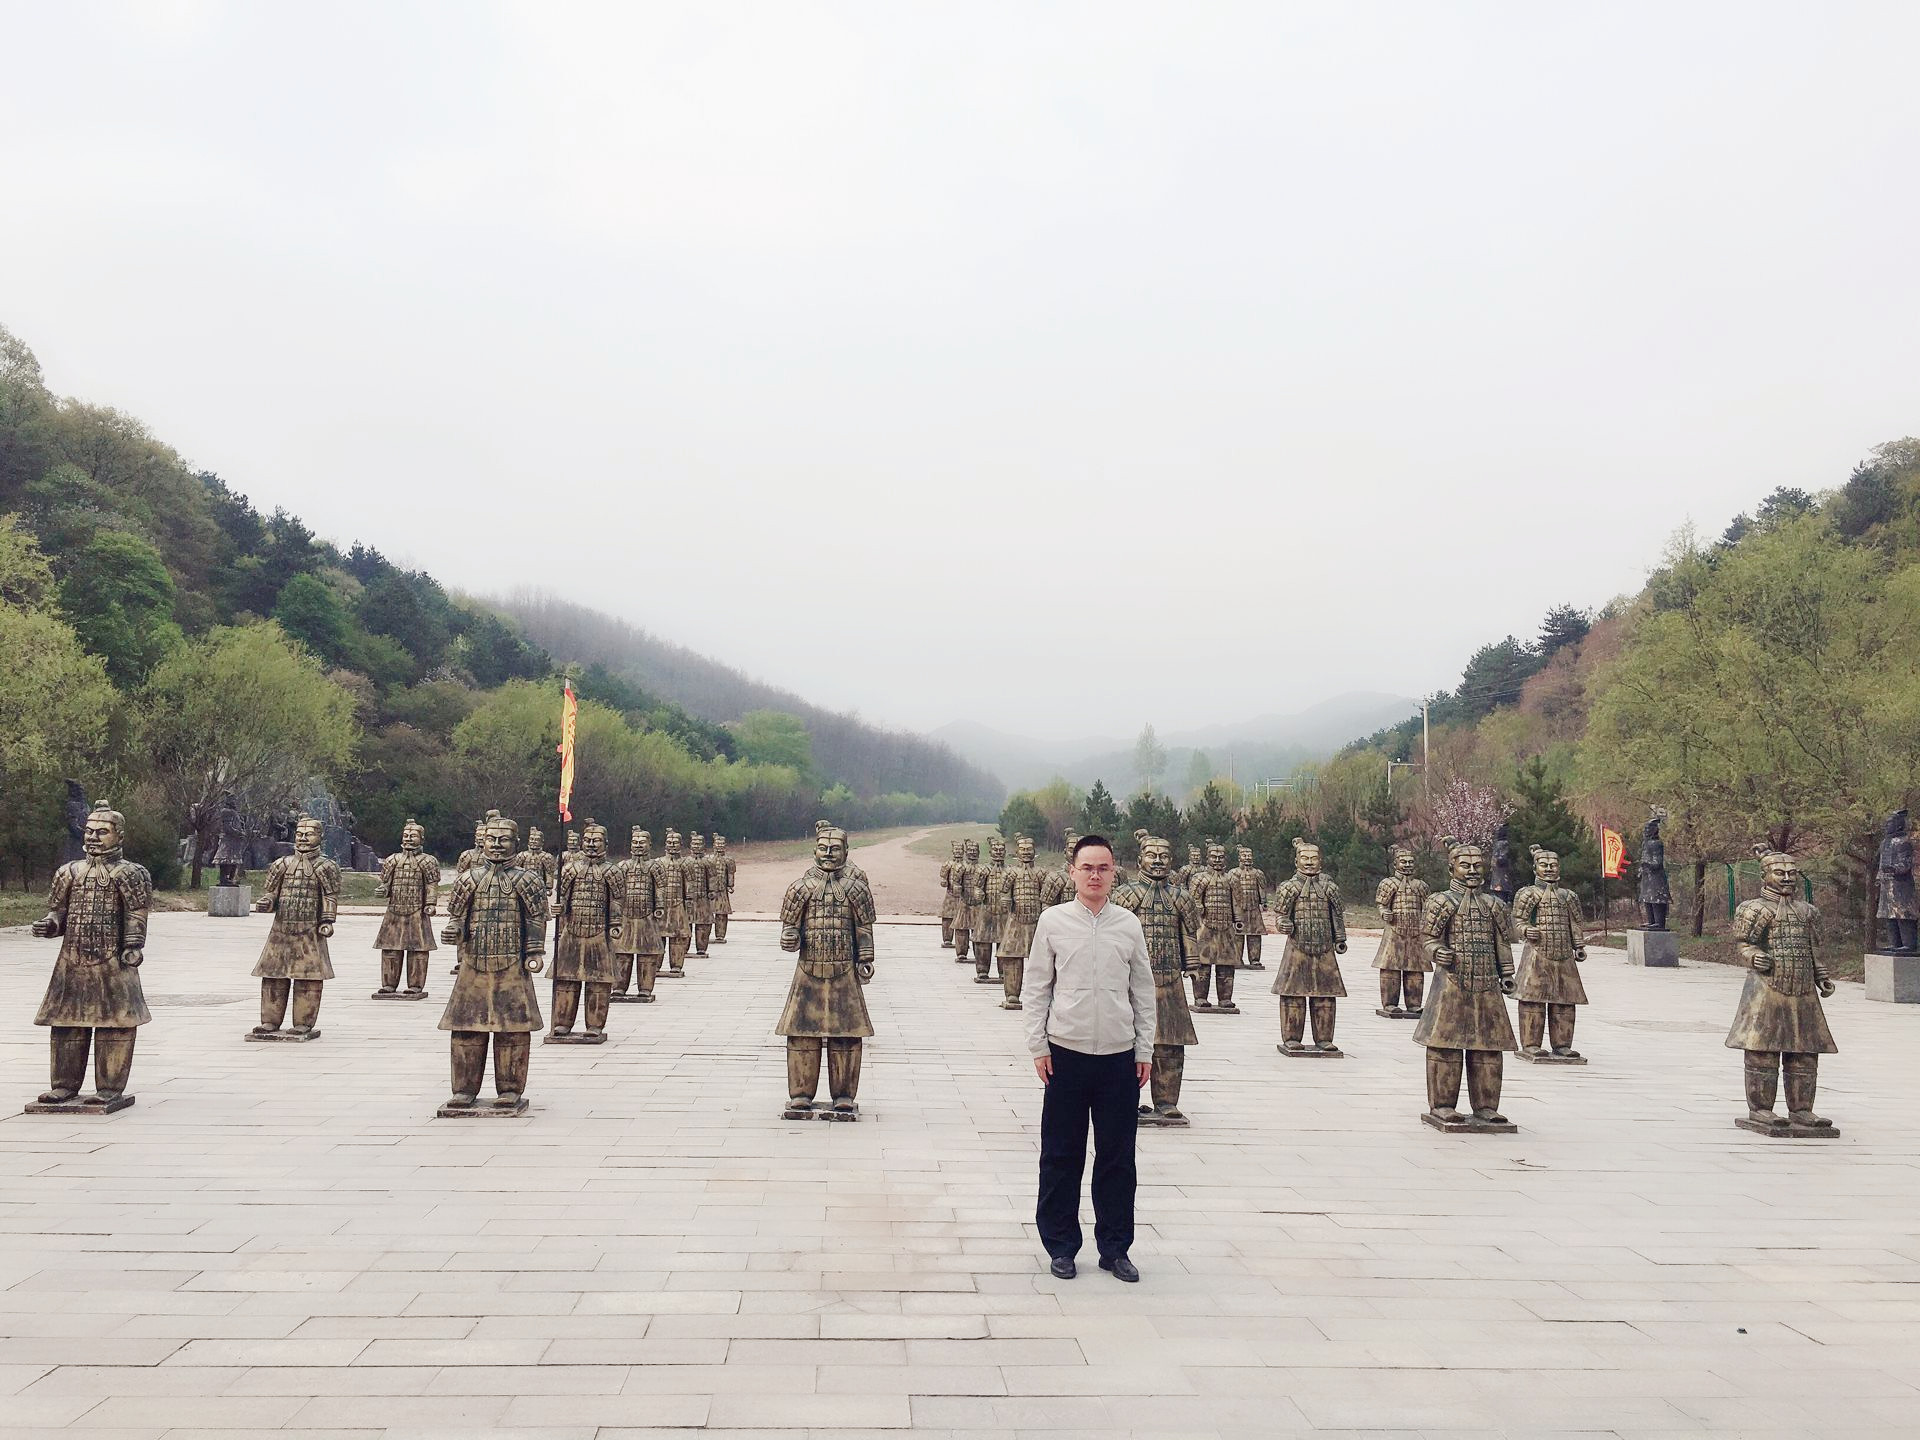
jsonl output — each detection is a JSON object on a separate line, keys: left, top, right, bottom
{"left": 711, "top": 835, "right": 736, "bottom": 944}
{"left": 1025, "top": 835, "right": 1156, "bottom": 1283}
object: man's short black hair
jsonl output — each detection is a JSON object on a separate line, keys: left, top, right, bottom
{"left": 1071, "top": 834, "right": 1114, "bottom": 864}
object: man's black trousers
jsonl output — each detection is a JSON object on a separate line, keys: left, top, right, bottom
{"left": 1036, "top": 1042, "right": 1138, "bottom": 1262}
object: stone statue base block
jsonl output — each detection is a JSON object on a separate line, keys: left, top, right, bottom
{"left": 247, "top": 1029, "right": 321, "bottom": 1043}
{"left": 543, "top": 1032, "right": 606, "bottom": 1045}
{"left": 1000, "top": 1000, "right": 1023, "bottom": 1010}
{"left": 24, "top": 1094, "right": 135, "bottom": 1116}
{"left": 972, "top": 976, "right": 997, "bottom": 985}
{"left": 1245, "top": 960, "right": 1263, "bottom": 969}
{"left": 1139, "top": 1112, "right": 1190, "bottom": 1128}
{"left": 1627, "top": 929, "right": 1680, "bottom": 967}
{"left": 207, "top": 885, "right": 253, "bottom": 918}
{"left": 1375, "top": 1007, "right": 1419, "bottom": 1020}
{"left": 1517, "top": 1051, "right": 1588, "bottom": 1065}
{"left": 781, "top": 1103, "right": 860, "bottom": 1121}
{"left": 1276, "top": 1044, "right": 1344, "bottom": 1059}
{"left": 438, "top": 1097, "right": 529, "bottom": 1118}
{"left": 1422, "top": 1112, "right": 1518, "bottom": 1134}
{"left": 1865, "top": 952, "right": 1920, "bottom": 1003}
{"left": 1736, "top": 1115, "right": 1840, "bottom": 1139}
{"left": 609, "top": 993, "right": 645, "bottom": 1004}
{"left": 819, "top": 1105, "right": 859, "bottom": 1122}
{"left": 370, "top": 990, "right": 430, "bottom": 1001}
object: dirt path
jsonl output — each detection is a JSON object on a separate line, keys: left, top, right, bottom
{"left": 731, "top": 826, "right": 951, "bottom": 916}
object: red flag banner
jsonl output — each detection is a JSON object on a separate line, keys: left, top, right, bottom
{"left": 556, "top": 680, "right": 578, "bottom": 824}
{"left": 1600, "top": 826, "right": 1628, "bottom": 879}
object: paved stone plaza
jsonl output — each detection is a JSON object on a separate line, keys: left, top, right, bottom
{"left": 2, "top": 909, "right": 1917, "bottom": 1438}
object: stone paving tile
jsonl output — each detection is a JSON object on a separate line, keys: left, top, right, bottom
{"left": 4, "top": 910, "right": 1920, "bottom": 1435}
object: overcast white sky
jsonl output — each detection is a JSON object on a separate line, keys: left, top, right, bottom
{"left": 5, "top": 2, "right": 1916, "bottom": 741}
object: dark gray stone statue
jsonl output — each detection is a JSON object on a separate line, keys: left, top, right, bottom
{"left": 1876, "top": 809, "right": 1916, "bottom": 956}
{"left": 1637, "top": 806, "right": 1671, "bottom": 931}
{"left": 213, "top": 791, "right": 248, "bottom": 886}
{"left": 60, "top": 778, "right": 90, "bottom": 864}
{"left": 1489, "top": 822, "right": 1515, "bottom": 906}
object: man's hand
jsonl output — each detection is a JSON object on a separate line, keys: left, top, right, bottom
{"left": 1033, "top": 1054, "right": 1052, "bottom": 1086}
{"left": 1135, "top": 1061, "right": 1152, "bottom": 1089}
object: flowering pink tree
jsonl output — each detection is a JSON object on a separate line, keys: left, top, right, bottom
{"left": 1431, "top": 778, "right": 1512, "bottom": 849}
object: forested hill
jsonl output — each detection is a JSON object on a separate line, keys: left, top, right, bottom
{"left": 0, "top": 323, "right": 994, "bottom": 886}
{"left": 504, "top": 591, "right": 1003, "bottom": 813}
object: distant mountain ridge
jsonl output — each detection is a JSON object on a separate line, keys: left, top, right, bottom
{"left": 933, "top": 691, "right": 1420, "bottom": 793}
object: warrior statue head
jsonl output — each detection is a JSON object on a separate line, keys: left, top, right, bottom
{"left": 1443, "top": 837, "right": 1486, "bottom": 889}
{"left": 1237, "top": 845, "right": 1254, "bottom": 868}
{"left": 664, "top": 829, "right": 682, "bottom": 858}
{"left": 1887, "top": 809, "right": 1910, "bottom": 840}
{"left": 630, "top": 827, "right": 651, "bottom": 859}
{"left": 989, "top": 837, "right": 1006, "bottom": 863}
{"left": 815, "top": 826, "right": 849, "bottom": 873}
{"left": 689, "top": 832, "right": 706, "bottom": 856}
{"left": 1752, "top": 843, "right": 1800, "bottom": 898}
{"left": 401, "top": 818, "right": 425, "bottom": 854}
{"left": 293, "top": 815, "right": 323, "bottom": 856}
{"left": 964, "top": 837, "right": 980, "bottom": 862}
{"left": 1645, "top": 805, "right": 1668, "bottom": 841}
{"left": 1292, "top": 837, "right": 1323, "bottom": 877}
{"left": 1529, "top": 844, "right": 1561, "bottom": 884}
{"left": 713, "top": 835, "right": 727, "bottom": 852}
{"left": 565, "top": 829, "right": 581, "bottom": 855}
{"left": 1063, "top": 829, "right": 1080, "bottom": 862}
{"left": 581, "top": 820, "right": 608, "bottom": 862}
{"left": 1016, "top": 836, "right": 1036, "bottom": 866}
{"left": 1139, "top": 835, "right": 1173, "bottom": 880}
{"left": 526, "top": 827, "right": 546, "bottom": 853}
{"left": 1188, "top": 842, "right": 1205, "bottom": 868}
{"left": 82, "top": 801, "right": 125, "bottom": 859}
{"left": 481, "top": 811, "right": 520, "bottom": 863}
{"left": 472, "top": 818, "right": 487, "bottom": 847}
{"left": 1207, "top": 841, "right": 1228, "bottom": 872}
{"left": 1389, "top": 843, "right": 1417, "bottom": 877}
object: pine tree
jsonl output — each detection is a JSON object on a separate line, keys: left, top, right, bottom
{"left": 1508, "top": 756, "right": 1597, "bottom": 900}
{"left": 1080, "top": 779, "right": 1122, "bottom": 835}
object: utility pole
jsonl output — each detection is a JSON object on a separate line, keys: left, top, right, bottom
{"left": 1421, "top": 701, "right": 1431, "bottom": 806}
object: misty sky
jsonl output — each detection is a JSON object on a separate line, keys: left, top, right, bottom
{"left": 6, "top": 2, "right": 1917, "bottom": 742}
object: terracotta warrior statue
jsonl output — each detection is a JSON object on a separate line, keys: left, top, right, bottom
{"left": 972, "top": 837, "right": 1008, "bottom": 985}
{"left": 212, "top": 791, "right": 248, "bottom": 886}
{"left": 940, "top": 839, "right": 962, "bottom": 948}
{"left": 1511, "top": 846, "right": 1588, "bottom": 1060}
{"left": 951, "top": 838, "right": 982, "bottom": 964}
{"left": 1176, "top": 842, "right": 1205, "bottom": 892}
{"left": 29, "top": 802, "right": 150, "bottom": 1111}
{"left": 1226, "top": 845, "right": 1267, "bottom": 970}
{"left": 776, "top": 825, "right": 877, "bottom": 1119}
{"left": 658, "top": 829, "right": 693, "bottom": 977}
{"left": 1113, "top": 835, "right": 1200, "bottom": 1126}
{"left": 513, "top": 826, "right": 559, "bottom": 898}
{"left": 711, "top": 835, "right": 736, "bottom": 943}
{"left": 249, "top": 815, "right": 338, "bottom": 1040}
{"left": 1043, "top": 831, "right": 1079, "bottom": 908}
{"left": 817, "top": 818, "right": 867, "bottom": 885}
{"left": 1188, "top": 841, "right": 1241, "bottom": 1013}
{"left": 1729, "top": 845, "right": 1838, "bottom": 1136}
{"left": 374, "top": 819, "right": 440, "bottom": 999}
{"left": 1413, "top": 839, "right": 1519, "bottom": 1131}
{"left": 1638, "top": 806, "right": 1671, "bottom": 931}
{"left": 688, "top": 832, "right": 716, "bottom": 956}
{"left": 1876, "top": 808, "right": 1916, "bottom": 956}
{"left": 549, "top": 820, "right": 621, "bottom": 1042}
{"left": 611, "top": 828, "right": 664, "bottom": 1002}
{"left": 1372, "top": 844, "right": 1431, "bottom": 1018}
{"left": 1270, "top": 838, "right": 1348, "bottom": 1054}
{"left": 456, "top": 816, "right": 489, "bottom": 873}
{"left": 438, "top": 811, "right": 547, "bottom": 1112}
{"left": 996, "top": 836, "right": 1046, "bottom": 1010}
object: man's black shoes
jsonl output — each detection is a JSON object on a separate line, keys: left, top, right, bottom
{"left": 1049, "top": 1255, "right": 1077, "bottom": 1280}
{"left": 1099, "top": 1254, "right": 1140, "bottom": 1283}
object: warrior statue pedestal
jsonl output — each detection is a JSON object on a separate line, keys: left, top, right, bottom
{"left": 208, "top": 885, "right": 252, "bottom": 918}
{"left": 1421, "top": 1109, "right": 1517, "bottom": 1135}
{"left": 1865, "top": 952, "right": 1920, "bottom": 1004}
{"left": 1515, "top": 1047, "right": 1588, "bottom": 1066}
{"left": 372, "top": 987, "right": 431, "bottom": 1002}
{"left": 25, "top": 1094, "right": 135, "bottom": 1116}
{"left": 1735, "top": 1112, "right": 1840, "bottom": 1139}
{"left": 247, "top": 1028, "right": 321, "bottom": 1043}
{"left": 783, "top": 1100, "right": 859, "bottom": 1122}
{"left": 1626, "top": 929, "right": 1679, "bottom": 967}
{"left": 438, "top": 1096, "right": 530, "bottom": 1118}
{"left": 543, "top": 1031, "right": 607, "bottom": 1045}
{"left": 1275, "top": 1043, "right": 1343, "bottom": 1060}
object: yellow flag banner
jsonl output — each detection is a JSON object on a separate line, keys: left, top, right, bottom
{"left": 556, "top": 680, "right": 578, "bottom": 823}
{"left": 1600, "top": 826, "right": 1628, "bottom": 879}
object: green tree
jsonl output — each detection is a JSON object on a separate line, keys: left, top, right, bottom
{"left": 1132, "top": 723, "right": 1167, "bottom": 795}
{"left": 273, "top": 573, "right": 353, "bottom": 663}
{"left": 1185, "top": 782, "right": 1236, "bottom": 849}
{"left": 58, "top": 529, "right": 183, "bottom": 686}
{"left": 731, "top": 710, "right": 815, "bottom": 775}
{"left": 0, "top": 600, "right": 118, "bottom": 885}
{"left": 1080, "top": 779, "right": 1122, "bottom": 834}
{"left": 1537, "top": 604, "right": 1591, "bottom": 660}
{"left": 1184, "top": 750, "right": 1213, "bottom": 797}
{"left": 139, "top": 622, "right": 359, "bottom": 886}
{"left": 0, "top": 513, "right": 54, "bottom": 610}
{"left": 1507, "top": 756, "right": 1598, "bottom": 900}
{"left": 1000, "top": 793, "right": 1047, "bottom": 844}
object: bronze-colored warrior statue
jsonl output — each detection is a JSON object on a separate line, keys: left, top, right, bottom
{"left": 548, "top": 820, "right": 621, "bottom": 1042}
{"left": 1413, "top": 839, "right": 1519, "bottom": 1131}
{"left": 951, "top": 837, "right": 982, "bottom": 964}
{"left": 611, "top": 828, "right": 665, "bottom": 1002}
{"left": 1373, "top": 844, "right": 1431, "bottom": 1018}
{"left": 212, "top": 790, "right": 248, "bottom": 886}
{"left": 1876, "top": 808, "right": 1917, "bottom": 956}
{"left": 688, "top": 832, "right": 716, "bottom": 956}
{"left": 1189, "top": 842, "right": 1242, "bottom": 1013}
{"left": 1729, "top": 845, "right": 1839, "bottom": 1137}
{"left": 437, "top": 811, "right": 547, "bottom": 1114}
{"left": 971, "top": 837, "right": 1007, "bottom": 985}
{"left": 1042, "top": 831, "right": 1079, "bottom": 908}
{"left": 374, "top": 819, "right": 440, "bottom": 999}
{"left": 940, "top": 839, "right": 962, "bottom": 948}
{"left": 658, "top": 829, "right": 693, "bottom": 977}
{"left": 711, "top": 834, "right": 736, "bottom": 943}
{"left": 1113, "top": 835, "right": 1200, "bottom": 1126}
{"left": 1270, "top": 838, "right": 1348, "bottom": 1054}
{"left": 1226, "top": 844, "right": 1268, "bottom": 969}
{"left": 28, "top": 802, "right": 150, "bottom": 1113}
{"left": 996, "top": 836, "right": 1046, "bottom": 1010}
{"left": 1511, "top": 846, "right": 1588, "bottom": 1062}
{"left": 249, "top": 815, "right": 337, "bottom": 1041}
{"left": 456, "top": 813, "right": 493, "bottom": 873}
{"left": 776, "top": 825, "right": 877, "bottom": 1119}
{"left": 1638, "top": 805, "right": 1671, "bottom": 931}
{"left": 513, "top": 826, "right": 559, "bottom": 898}
{"left": 815, "top": 818, "right": 868, "bottom": 886}
{"left": 1176, "top": 842, "right": 1205, "bottom": 892}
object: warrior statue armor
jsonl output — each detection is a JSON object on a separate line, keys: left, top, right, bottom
{"left": 996, "top": 837, "right": 1047, "bottom": 1010}
{"left": 776, "top": 826, "right": 877, "bottom": 1119}
{"left": 972, "top": 837, "right": 1008, "bottom": 985}
{"left": 437, "top": 811, "right": 547, "bottom": 1113}
{"left": 513, "top": 826, "right": 559, "bottom": 898}
{"left": 1638, "top": 806, "right": 1671, "bottom": 931}
{"left": 1876, "top": 809, "right": 1916, "bottom": 956}
{"left": 1372, "top": 844, "right": 1431, "bottom": 1018}
{"left": 1226, "top": 844, "right": 1268, "bottom": 970}
{"left": 374, "top": 819, "right": 440, "bottom": 999}
{"left": 1729, "top": 845, "right": 1839, "bottom": 1137}
{"left": 249, "top": 816, "right": 338, "bottom": 1040}
{"left": 940, "top": 839, "right": 962, "bottom": 948}
{"left": 549, "top": 820, "right": 621, "bottom": 1042}
{"left": 611, "top": 828, "right": 665, "bottom": 1002}
{"left": 1414, "top": 839, "right": 1519, "bottom": 1131}
{"left": 1270, "top": 838, "right": 1348, "bottom": 1054}
{"left": 1113, "top": 835, "right": 1200, "bottom": 1126}
{"left": 711, "top": 835, "right": 736, "bottom": 944}
{"left": 658, "top": 829, "right": 693, "bottom": 977}
{"left": 1042, "top": 832, "right": 1079, "bottom": 909}
{"left": 1189, "top": 842, "right": 1242, "bottom": 1013}
{"left": 688, "top": 832, "right": 716, "bottom": 956}
{"left": 951, "top": 838, "right": 982, "bottom": 965}
{"left": 1511, "top": 846, "right": 1588, "bottom": 1061}
{"left": 29, "top": 802, "right": 151, "bottom": 1112}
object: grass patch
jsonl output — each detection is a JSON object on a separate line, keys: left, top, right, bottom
{"left": 905, "top": 823, "right": 1002, "bottom": 858}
